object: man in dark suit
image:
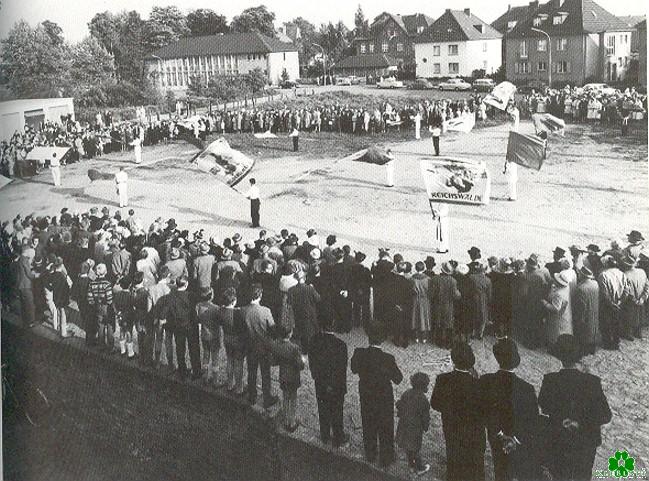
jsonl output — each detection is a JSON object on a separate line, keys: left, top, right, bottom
{"left": 538, "top": 334, "right": 612, "bottom": 481}
{"left": 430, "top": 342, "right": 485, "bottom": 481}
{"left": 480, "top": 338, "right": 540, "bottom": 481}
{"left": 308, "top": 316, "right": 349, "bottom": 448}
{"left": 351, "top": 324, "right": 403, "bottom": 467}
{"left": 392, "top": 262, "right": 414, "bottom": 347}
{"left": 243, "top": 284, "right": 279, "bottom": 409}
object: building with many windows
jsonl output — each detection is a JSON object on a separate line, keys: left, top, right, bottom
{"left": 145, "top": 32, "right": 299, "bottom": 94}
{"left": 505, "top": 0, "right": 633, "bottom": 86}
{"left": 414, "top": 9, "right": 502, "bottom": 78}
{"left": 352, "top": 12, "right": 434, "bottom": 71}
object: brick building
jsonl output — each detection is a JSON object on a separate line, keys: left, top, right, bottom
{"left": 505, "top": 0, "right": 634, "bottom": 86}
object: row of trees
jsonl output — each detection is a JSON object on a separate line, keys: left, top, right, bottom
{"left": 0, "top": 4, "right": 373, "bottom": 107}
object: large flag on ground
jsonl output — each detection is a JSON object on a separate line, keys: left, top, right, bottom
{"left": 0, "top": 175, "right": 12, "bottom": 189}
{"left": 26, "top": 146, "right": 70, "bottom": 164}
{"left": 532, "top": 113, "right": 566, "bottom": 136}
{"left": 342, "top": 146, "right": 392, "bottom": 165}
{"left": 193, "top": 138, "right": 255, "bottom": 187}
{"left": 420, "top": 157, "right": 490, "bottom": 205}
{"left": 444, "top": 114, "right": 475, "bottom": 133}
{"left": 483, "top": 81, "right": 517, "bottom": 110}
{"left": 506, "top": 131, "right": 547, "bottom": 170}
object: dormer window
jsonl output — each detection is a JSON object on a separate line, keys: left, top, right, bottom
{"left": 417, "top": 26, "right": 424, "bottom": 34}
{"left": 553, "top": 12, "right": 568, "bottom": 25}
{"left": 473, "top": 24, "right": 484, "bottom": 33}
{"left": 507, "top": 20, "right": 518, "bottom": 31}
{"left": 533, "top": 17, "right": 542, "bottom": 27}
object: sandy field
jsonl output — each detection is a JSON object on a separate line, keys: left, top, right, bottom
{"left": 1, "top": 110, "right": 648, "bottom": 480}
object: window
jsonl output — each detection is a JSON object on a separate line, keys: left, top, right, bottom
{"left": 538, "top": 39, "right": 547, "bottom": 51}
{"left": 515, "top": 62, "right": 529, "bottom": 74}
{"left": 369, "top": 44, "right": 375, "bottom": 53}
{"left": 448, "top": 62, "right": 459, "bottom": 74}
{"left": 553, "top": 15, "right": 563, "bottom": 25}
{"left": 433, "top": 45, "right": 440, "bottom": 56}
{"left": 538, "top": 61, "right": 547, "bottom": 72}
{"left": 448, "top": 44, "right": 459, "bottom": 56}
{"left": 483, "top": 42, "right": 488, "bottom": 52}
{"left": 556, "top": 60, "right": 570, "bottom": 73}
{"left": 519, "top": 40, "right": 528, "bottom": 58}
{"left": 382, "top": 42, "right": 388, "bottom": 53}
{"left": 483, "top": 60, "right": 488, "bottom": 70}
{"left": 606, "top": 35, "right": 615, "bottom": 55}
{"left": 533, "top": 17, "right": 542, "bottom": 27}
{"left": 556, "top": 38, "right": 567, "bottom": 51}
{"left": 507, "top": 21, "right": 517, "bottom": 31}
{"left": 417, "top": 26, "right": 424, "bottom": 34}
{"left": 396, "top": 43, "right": 404, "bottom": 52}
{"left": 433, "top": 63, "right": 441, "bottom": 74}
{"left": 360, "top": 43, "right": 366, "bottom": 53}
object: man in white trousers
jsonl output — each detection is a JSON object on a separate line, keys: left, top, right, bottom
{"left": 50, "top": 152, "right": 61, "bottom": 186}
{"left": 385, "top": 149, "right": 395, "bottom": 187}
{"left": 431, "top": 202, "right": 449, "bottom": 253}
{"left": 115, "top": 167, "right": 129, "bottom": 208}
{"left": 133, "top": 137, "right": 142, "bottom": 164}
{"left": 414, "top": 111, "right": 422, "bottom": 140}
{"left": 504, "top": 103, "right": 520, "bottom": 201}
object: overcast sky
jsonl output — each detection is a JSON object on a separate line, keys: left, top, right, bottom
{"left": 0, "top": 0, "right": 646, "bottom": 42}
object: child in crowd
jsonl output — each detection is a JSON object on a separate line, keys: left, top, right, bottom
{"left": 273, "top": 325, "right": 305, "bottom": 432}
{"left": 396, "top": 372, "right": 431, "bottom": 475}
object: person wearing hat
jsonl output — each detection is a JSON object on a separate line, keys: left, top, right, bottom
{"left": 430, "top": 342, "right": 485, "bottom": 481}
{"left": 287, "top": 269, "right": 321, "bottom": 352}
{"left": 583, "top": 244, "right": 603, "bottom": 278}
{"left": 541, "top": 270, "right": 573, "bottom": 346}
{"left": 625, "top": 230, "right": 645, "bottom": 260}
{"left": 410, "top": 262, "right": 432, "bottom": 344}
{"left": 159, "top": 277, "right": 202, "bottom": 380}
{"left": 545, "top": 247, "right": 567, "bottom": 277}
{"left": 165, "top": 247, "right": 188, "bottom": 283}
{"left": 569, "top": 245, "right": 587, "bottom": 271}
{"left": 538, "top": 334, "right": 612, "bottom": 481}
{"left": 573, "top": 266, "right": 600, "bottom": 355}
{"left": 597, "top": 255, "right": 625, "bottom": 350}
{"left": 245, "top": 178, "right": 261, "bottom": 228}
{"left": 480, "top": 338, "right": 541, "bottom": 481}
{"left": 620, "top": 254, "right": 648, "bottom": 340}
{"left": 489, "top": 258, "right": 515, "bottom": 338}
{"left": 389, "top": 261, "right": 413, "bottom": 347}
{"left": 467, "top": 261, "right": 493, "bottom": 340}
{"left": 467, "top": 247, "right": 482, "bottom": 272}
{"left": 191, "top": 242, "right": 215, "bottom": 292}
{"left": 327, "top": 248, "right": 353, "bottom": 334}
{"left": 351, "top": 323, "right": 403, "bottom": 467}
{"left": 518, "top": 254, "right": 552, "bottom": 349}
{"left": 14, "top": 246, "right": 38, "bottom": 328}
{"left": 87, "top": 263, "right": 115, "bottom": 351}
{"left": 430, "top": 262, "right": 461, "bottom": 348}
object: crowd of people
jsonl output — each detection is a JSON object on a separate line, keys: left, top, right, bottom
{"left": 519, "top": 85, "right": 647, "bottom": 130}
{"left": 1, "top": 204, "right": 646, "bottom": 480}
{"left": 0, "top": 93, "right": 493, "bottom": 179}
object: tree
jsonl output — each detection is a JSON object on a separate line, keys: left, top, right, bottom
{"left": 246, "top": 67, "right": 267, "bottom": 95}
{"left": 70, "top": 37, "right": 116, "bottom": 87}
{"left": 144, "top": 6, "right": 190, "bottom": 52}
{"left": 354, "top": 5, "right": 369, "bottom": 37}
{"left": 231, "top": 5, "right": 276, "bottom": 37}
{"left": 281, "top": 68, "right": 289, "bottom": 82}
{"left": 1, "top": 20, "right": 72, "bottom": 97}
{"left": 89, "top": 11, "right": 146, "bottom": 84}
{"left": 187, "top": 9, "right": 229, "bottom": 36}
{"left": 317, "top": 21, "right": 350, "bottom": 66}
{"left": 288, "top": 17, "right": 318, "bottom": 66}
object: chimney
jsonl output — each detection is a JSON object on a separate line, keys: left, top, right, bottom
{"left": 508, "top": 4, "right": 512, "bottom": 11}
{"left": 464, "top": 8, "right": 471, "bottom": 16}
{"left": 529, "top": 1, "right": 539, "bottom": 10}
{"left": 445, "top": 8, "right": 451, "bottom": 13}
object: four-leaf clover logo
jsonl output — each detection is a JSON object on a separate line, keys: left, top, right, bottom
{"left": 608, "top": 451, "right": 635, "bottom": 478}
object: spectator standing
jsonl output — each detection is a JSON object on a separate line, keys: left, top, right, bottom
{"left": 573, "top": 266, "right": 600, "bottom": 355}
{"left": 396, "top": 372, "right": 431, "bottom": 475}
{"left": 272, "top": 325, "right": 305, "bottom": 432}
{"left": 246, "top": 178, "right": 261, "bottom": 228}
{"left": 115, "top": 167, "right": 128, "bottom": 208}
{"left": 218, "top": 288, "right": 247, "bottom": 394}
{"left": 87, "top": 263, "right": 114, "bottom": 351}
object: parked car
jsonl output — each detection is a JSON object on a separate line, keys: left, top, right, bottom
{"left": 336, "top": 76, "right": 352, "bottom": 86}
{"left": 583, "top": 83, "right": 616, "bottom": 96}
{"left": 377, "top": 77, "right": 404, "bottom": 89}
{"left": 517, "top": 79, "right": 546, "bottom": 94}
{"left": 279, "top": 79, "right": 298, "bottom": 89}
{"left": 408, "top": 78, "right": 435, "bottom": 90}
{"left": 348, "top": 75, "right": 363, "bottom": 85}
{"left": 438, "top": 78, "right": 472, "bottom": 91}
{"left": 472, "top": 78, "right": 495, "bottom": 92}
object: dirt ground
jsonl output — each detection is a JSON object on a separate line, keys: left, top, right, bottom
{"left": 1, "top": 103, "right": 648, "bottom": 480}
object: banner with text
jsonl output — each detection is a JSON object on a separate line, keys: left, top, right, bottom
{"left": 420, "top": 157, "right": 490, "bottom": 205}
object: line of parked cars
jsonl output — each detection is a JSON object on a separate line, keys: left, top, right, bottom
{"left": 406, "top": 77, "right": 496, "bottom": 92}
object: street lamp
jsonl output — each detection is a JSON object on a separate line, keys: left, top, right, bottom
{"left": 312, "top": 42, "right": 327, "bottom": 85}
{"left": 531, "top": 27, "right": 551, "bottom": 88}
